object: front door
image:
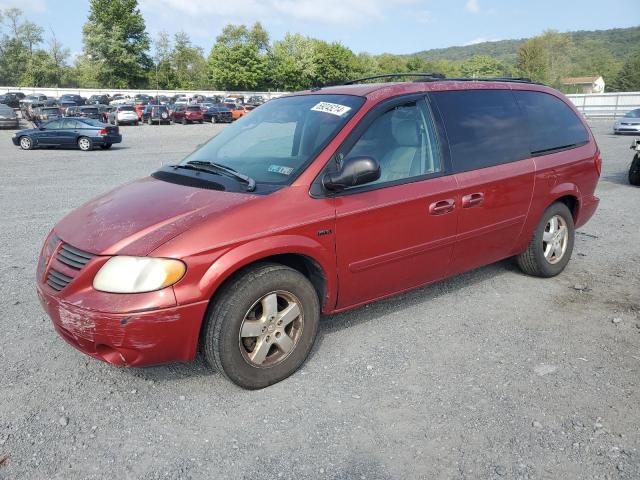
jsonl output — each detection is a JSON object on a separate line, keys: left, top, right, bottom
{"left": 331, "top": 96, "right": 459, "bottom": 308}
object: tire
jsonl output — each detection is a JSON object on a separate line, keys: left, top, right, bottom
{"left": 134, "top": 121, "right": 139, "bottom": 126}
{"left": 19, "top": 136, "right": 33, "bottom": 150}
{"left": 181, "top": 118, "right": 187, "bottom": 125}
{"left": 629, "top": 154, "right": 640, "bottom": 186}
{"left": 202, "top": 263, "right": 320, "bottom": 389}
{"left": 100, "top": 143, "right": 112, "bottom": 149}
{"left": 198, "top": 120, "right": 203, "bottom": 124}
{"left": 211, "top": 116, "right": 217, "bottom": 124}
{"left": 516, "top": 202, "right": 575, "bottom": 278}
{"left": 77, "top": 136, "right": 93, "bottom": 151}
{"left": 148, "top": 117, "right": 152, "bottom": 125}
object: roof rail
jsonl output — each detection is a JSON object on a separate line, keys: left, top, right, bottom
{"left": 341, "top": 73, "right": 544, "bottom": 86}
{"left": 343, "top": 73, "right": 446, "bottom": 85}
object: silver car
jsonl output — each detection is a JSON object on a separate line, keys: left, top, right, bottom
{"left": 109, "top": 105, "right": 139, "bottom": 126}
{"left": 614, "top": 108, "right": 640, "bottom": 134}
{"left": 0, "top": 104, "right": 19, "bottom": 129}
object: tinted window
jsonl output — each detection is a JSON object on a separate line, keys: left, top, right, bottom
{"left": 45, "top": 120, "right": 62, "bottom": 129}
{"left": 62, "top": 119, "right": 79, "bottom": 129}
{"left": 119, "top": 106, "right": 134, "bottom": 111}
{"left": 514, "top": 91, "right": 589, "bottom": 155}
{"left": 432, "top": 90, "right": 529, "bottom": 172}
{"left": 81, "top": 107, "right": 99, "bottom": 114}
{"left": 344, "top": 100, "right": 441, "bottom": 185}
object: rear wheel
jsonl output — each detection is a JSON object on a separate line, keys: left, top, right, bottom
{"left": 77, "top": 136, "right": 93, "bottom": 151}
{"left": 202, "top": 263, "right": 320, "bottom": 389}
{"left": 182, "top": 118, "right": 187, "bottom": 125}
{"left": 629, "top": 154, "right": 640, "bottom": 186}
{"left": 19, "top": 136, "right": 33, "bottom": 150}
{"left": 516, "top": 202, "right": 574, "bottom": 277}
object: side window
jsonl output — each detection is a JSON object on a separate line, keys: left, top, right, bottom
{"left": 514, "top": 91, "right": 589, "bottom": 155}
{"left": 432, "top": 90, "right": 529, "bottom": 173}
{"left": 343, "top": 100, "right": 441, "bottom": 185}
{"left": 61, "top": 118, "right": 78, "bottom": 129}
{"left": 44, "top": 120, "right": 62, "bottom": 129}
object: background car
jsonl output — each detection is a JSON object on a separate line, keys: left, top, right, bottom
{"left": 0, "top": 93, "right": 22, "bottom": 109}
{"left": 59, "top": 101, "right": 78, "bottom": 116}
{"left": 59, "top": 94, "right": 85, "bottom": 106}
{"left": 87, "top": 94, "right": 111, "bottom": 105}
{"left": 203, "top": 104, "right": 233, "bottom": 123}
{"left": 133, "top": 102, "right": 147, "bottom": 120}
{"left": 108, "top": 105, "right": 139, "bottom": 126}
{"left": 224, "top": 103, "right": 251, "bottom": 120}
{"left": 0, "top": 104, "right": 19, "bottom": 128}
{"left": 12, "top": 117, "right": 121, "bottom": 151}
{"left": 171, "top": 104, "right": 203, "bottom": 124}
{"left": 33, "top": 106, "right": 63, "bottom": 123}
{"left": 614, "top": 108, "right": 640, "bottom": 134}
{"left": 246, "top": 95, "right": 265, "bottom": 106}
{"left": 143, "top": 104, "right": 171, "bottom": 125}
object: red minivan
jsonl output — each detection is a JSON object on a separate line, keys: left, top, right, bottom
{"left": 36, "top": 76, "right": 600, "bottom": 388}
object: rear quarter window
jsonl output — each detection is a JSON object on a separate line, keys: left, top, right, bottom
{"left": 432, "top": 89, "right": 530, "bottom": 173}
{"left": 514, "top": 91, "right": 589, "bottom": 155}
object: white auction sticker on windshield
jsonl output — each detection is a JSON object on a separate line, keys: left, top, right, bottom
{"left": 310, "top": 102, "right": 352, "bottom": 117}
{"left": 268, "top": 165, "right": 294, "bottom": 175}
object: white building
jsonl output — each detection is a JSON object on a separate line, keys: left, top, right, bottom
{"left": 561, "top": 76, "right": 605, "bottom": 94}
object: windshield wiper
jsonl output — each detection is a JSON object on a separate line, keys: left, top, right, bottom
{"left": 174, "top": 160, "right": 256, "bottom": 192}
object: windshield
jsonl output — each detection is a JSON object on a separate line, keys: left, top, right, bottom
{"left": 119, "top": 106, "right": 134, "bottom": 111}
{"left": 179, "top": 94, "right": 364, "bottom": 185}
{"left": 624, "top": 109, "right": 640, "bottom": 119}
{"left": 81, "top": 107, "right": 99, "bottom": 113}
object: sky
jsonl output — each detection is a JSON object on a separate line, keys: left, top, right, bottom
{"left": 1, "top": 0, "right": 638, "bottom": 57}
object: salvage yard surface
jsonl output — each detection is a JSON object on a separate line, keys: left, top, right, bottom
{"left": 0, "top": 120, "right": 639, "bottom": 479}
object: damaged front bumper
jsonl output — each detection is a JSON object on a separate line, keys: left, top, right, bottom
{"left": 37, "top": 286, "right": 209, "bottom": 366}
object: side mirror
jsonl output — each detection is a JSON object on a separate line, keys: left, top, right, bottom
{"left": 323, "top": 156, "right": 381, "bottom": 192}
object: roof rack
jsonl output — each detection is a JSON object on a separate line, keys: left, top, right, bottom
{"left": 341, "top": 73, "right": 543, "bottom": 86}
{"left": 343, "top": 73, "right": 446, "bottom": 85}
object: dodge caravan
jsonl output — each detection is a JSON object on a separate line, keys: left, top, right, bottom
{"left": 36, "top": 75, "right": 600, "bottom": 389}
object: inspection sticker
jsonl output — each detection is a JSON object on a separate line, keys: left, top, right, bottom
{"left": 310, "top": 101, "right": 352, "bottom": 117}
{"left": 268, "top": 165, "right": 294, "bottom": 175}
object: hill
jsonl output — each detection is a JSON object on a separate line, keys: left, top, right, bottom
{"left": 410, "top": 26, "right": 640, "bottom": 64}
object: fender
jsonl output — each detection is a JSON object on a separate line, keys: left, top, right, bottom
{"left": 195, "top": 234, "right": 338, "bottom": 313}
{"left": 511, "top": 182, "right": 581, "bottom": 255}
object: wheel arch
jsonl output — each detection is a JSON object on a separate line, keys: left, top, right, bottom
{"left": 194, "top": 235, "right": 337, "bottom": 314}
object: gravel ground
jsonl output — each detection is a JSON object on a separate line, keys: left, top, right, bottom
{"left": 0, "top": 119, "right": 639, "bottom": 480}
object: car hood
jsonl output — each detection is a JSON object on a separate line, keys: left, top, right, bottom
{"left": 54, "top": 177, "right": 258, "bottom": 256}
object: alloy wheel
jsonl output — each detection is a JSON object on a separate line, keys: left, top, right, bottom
{"left": 238, "top": 291, "right": 304, "bottom": 368}
{"left": 542, "top": 214, "right": 568, "bottom": 264}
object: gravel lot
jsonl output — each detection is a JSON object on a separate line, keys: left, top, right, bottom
{"left": 0, "top": 119, "right": 639, "bottom": 480}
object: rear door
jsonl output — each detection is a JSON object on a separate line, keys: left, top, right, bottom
{"left": 431, "top": 89, "right": 535, "bottom": 275}
{"left": 326, "top": 95, "right": 459, "bottom": 308}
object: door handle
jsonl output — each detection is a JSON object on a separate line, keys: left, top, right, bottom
{"left": 462, "top": 192, "right": 484, "bottom": 208}
{"left": 429, "top": 199, "right": 455, "bottom": 215}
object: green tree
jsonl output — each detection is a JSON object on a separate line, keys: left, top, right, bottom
{"left": 517, "top": 36, "right": 549, "bottom": 82}
{"left": 170, "top": 32, "right": 208, "bottom": 90}
{"left": 207, "top": 22, "right": 268, "bottom": 90}
{"left": 310, "top": 40, "right": 356, "bottom": 86}
{"left": 517, "top": 30, "right": 573, "bottom": 85}
{"left": 81, "top": 0, "right": 151, "bottom": 88}
{"left": 268, "top": 33, "right": 316, "bottom": 90}
{"left": 0, "top": 8, "right": 45, "bottom": 85}
{"left": 568, "top": 39, "right": 621, "bottom": 88}
{"left": 460, "top": 55, "right": 514, "bottom": 78}
{"left": 608, "top": 50, "right": 640, "bottom": 92}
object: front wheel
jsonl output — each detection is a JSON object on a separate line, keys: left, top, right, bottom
{"left": 77, "top": 136, "right": 93, "bottom": 151}
{"left": 202, "top": 263, "right": 320, "bottom": 389}
{"left": 629, "top": 154, "right": 640, "bottom": 186}
{"left": 516, "top": 202, "right": 575, "bottom": 277}
{"left": 19, "top": 136, "right": 33, "bottom": 150}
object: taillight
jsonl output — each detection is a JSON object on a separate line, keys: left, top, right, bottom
{"left": 98, "top": 128, "right": 107, "bottom": 135}
{"left": 594, "top": 150, "right": 602, "bottom": 176}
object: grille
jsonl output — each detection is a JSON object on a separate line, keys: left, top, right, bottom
{"left": 46, "top": 269, "right": 73, "bottom": 291}
{"left": 57, "top": 243, "right": 94, "bottom": 270}
{"left": 45, "top": 242, "right": 95, "bottom": 292}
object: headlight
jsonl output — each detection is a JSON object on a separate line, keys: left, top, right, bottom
{"left": 93, "top": 256, "right": 186, "bottom": 293}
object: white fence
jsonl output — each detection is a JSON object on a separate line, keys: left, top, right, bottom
{"left": 567, "top": 92, "right": 640, "bottom": 118}
{"left": 0, "top": 86, "right": 287, "bottom": 101}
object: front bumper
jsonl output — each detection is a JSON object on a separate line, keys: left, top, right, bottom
{"left": 614, "top": 124, "right": 640, "bottom": 133}
{"left": 37, "top": 285, "right": 209, "bottom": 366}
